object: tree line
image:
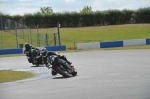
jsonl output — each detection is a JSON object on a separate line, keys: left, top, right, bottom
{"left": 1, "top": 6, "right": 150, "bottom": 28}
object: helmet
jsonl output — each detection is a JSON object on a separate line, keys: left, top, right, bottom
{"left": 41, "top": 48, "right": 48, "bottom": 51}
{"left": 41, "top": 48, "right": 48, "bottom": 56}
{"left": 25, "top": 43, "right": 30, "bottom": 48}
{"left": 25, "top": 43, "right": 31, "bottom": 51}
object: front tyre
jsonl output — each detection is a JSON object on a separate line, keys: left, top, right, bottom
{"left": 71, "top": 66, "right": 77, "bottom": 76}
{"left": 56, "top": 66, "right": 71, "bottom": 78}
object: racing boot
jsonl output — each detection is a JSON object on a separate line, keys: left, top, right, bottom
{"left": 45, "top": 64, "right": 51, "bottom": 69}
{"left": 51, "top": 69, "right": 57, "bottom": 75}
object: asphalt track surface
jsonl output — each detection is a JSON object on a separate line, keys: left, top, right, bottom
{"left": 0, "top": 49, "right": 150, "bottom": 99}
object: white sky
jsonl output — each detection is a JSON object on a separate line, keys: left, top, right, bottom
{"left": 0, "top": 0, "right": 150, "bottom": 15}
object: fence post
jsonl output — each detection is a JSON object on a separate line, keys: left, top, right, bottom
{"left": 30, "top": 27, "right": 32, "bottom": 44}
{"left": 22, "top": 28, "right": 24, "bottom": 39}
{"left": 37, "top": 25, "right": 40, "bottom": 47}
{"left": 15, "top": 22, "right": 18, "bottom": 48}
{"left": 0, "top": 17, "right": 3, "bottom": 49}
{"left": 57, "top": 22, "right": 61, "bottom": 46}
{"left": 45, "top": 33, "right": 48, "bottom": 46}
{"left": 54, "top": 33, "right": 56, "bottom": 46}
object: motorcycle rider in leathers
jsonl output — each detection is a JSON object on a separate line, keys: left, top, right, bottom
{"left": 24, "top": 43, "right": 40, "bottom": 64}
{"left": 41, "top": 48, "right": 72, "bottom": 75}
{"left": 24, "top": 43, "right": 34, "bottom": 63}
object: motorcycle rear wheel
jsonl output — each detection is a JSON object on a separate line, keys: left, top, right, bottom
{"left": 35, "top": 63, "right": 39, "bottom": 67}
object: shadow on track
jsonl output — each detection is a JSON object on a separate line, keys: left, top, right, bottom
{"left": 52, "top": 76, "right": 67, "bottom": 79}
{"left": 52, "top": 75, "right": 78, "bottom": 79}
{"left": 31, "top": 65, "right": 45, "bottom": 67}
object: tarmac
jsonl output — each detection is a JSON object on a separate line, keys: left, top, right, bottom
{"left": 0, "top": 49, "right": 150, "bottom": 99}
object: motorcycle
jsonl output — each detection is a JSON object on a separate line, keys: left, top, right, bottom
{"left": 47, "top": 55, "right": 77, "bottom": 77}
{"left": 25, "top": 48, "right": 43, "bottom": 66}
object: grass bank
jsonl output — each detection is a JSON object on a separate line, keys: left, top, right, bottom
{"left": 0, "top": 70, "right": 35, "bottom": 83}
{"left": 0, "top": 24, "right": 150, "bottom": 49}
{"left": 60, "top": 24, "right": 150, "bottom": 48}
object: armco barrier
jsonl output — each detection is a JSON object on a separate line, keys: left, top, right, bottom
{"left": 77, "top": 38, "right": 150, "bottom": 50}
{"left": 45, "top": 45, "right": 66, "bottom": 51}
{"left": 0, "top": 45, "right": 66, "bottom": 55}
{"left": 100, "top": 41, "right": 123, "bottom": 48}
{"left": 123, "top": 39, "right": 146, "bottom": 46}
{"left": 0, "top": 48, "right": 23, "bottom": 55}
{"left": 146, "top": 38, "right": 150, "bottom": 45}
{"left": 77, "top": 42, "right": 100, "bottom": 50}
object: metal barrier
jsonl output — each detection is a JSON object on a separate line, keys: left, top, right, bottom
{"left": 0, "top": 17, "right": 61, "bottom": 49}
{"left": 0, "top": 45, "right": 66, "bottom": 55}
{"left": 77, "top": 38, "right": 150, "bottom": 50}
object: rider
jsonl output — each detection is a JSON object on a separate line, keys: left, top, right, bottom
{"left": 24, "top": 43, "right": 32, "bottom": 53}
{"left": 41, "top": 48, "right": 72, "bottom": 75}
{"left": 24, "top": 43, "right": 38, "bottom": 63}
{"left": 24, "top": 43, "right": 33, "bottom": 62}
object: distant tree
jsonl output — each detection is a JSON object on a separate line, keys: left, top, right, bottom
{"left": 0, "top": 12, "right": 4, "bottom": 16}
{"left": 34, "top": 11, "right": 42, "bottom": 15}
{"left": 135, "top": 7, "right": 150, "bottom": 23}
{"left": 94, "top": 11, "right": 105, "bottom": 25}
{"left": 23, "top": 14, "right": 35, "bottom": 27}
{"left": 80, "top": 6, "right": 92, "bottom": 13}
{"left": 40, "top": 7, "right": 53, "bottom": 15}
{"left": 11, "top": 15, "right": 23, "bottom": 23}
{"left": 120, "top": 9, "right": 134, "bottom": 24}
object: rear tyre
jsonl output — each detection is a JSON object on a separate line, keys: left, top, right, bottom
{"left": 35, "top": 63, "right": 39, "bottom": 67}
{"left": 52, "top": 69, "right": 57, "bottom": 75}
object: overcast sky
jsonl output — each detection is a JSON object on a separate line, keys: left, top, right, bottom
{"left": 0, "top": 0, "right": 150, "bottom": 15}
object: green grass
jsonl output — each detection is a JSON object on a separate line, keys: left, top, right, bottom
{"left": 0, "top": 53, "right": 24, "bottom": 58}
{"left": 0, "top": 70, "right": 35, "bottom": 83}
{"left": 60, "top": 24, "right": 150, "bottom": 48}
{"left": 101, "top": 45, "right": 150, "bottom": 50}
{"left": 0, "top": 24, "right": 150, "bottom": 49}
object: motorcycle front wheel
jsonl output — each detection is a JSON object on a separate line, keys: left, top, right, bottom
{"left": 56, "top": 66, "right": 71, "bottom": 78}
{"left": 71, "top": 66, "right": 77, "bottom": 76}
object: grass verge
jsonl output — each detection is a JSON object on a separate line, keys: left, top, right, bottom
{"left": 0, "top": 53, "right": 24, "bottom": 58}
{"left": 0, "top": 24, "right": 150, "bottom": 49}
{"left": 101, "top": 45, "right": 150, "bottom": 50}
{"left": 0, "top": 70, "right": 35, "bottom": 83}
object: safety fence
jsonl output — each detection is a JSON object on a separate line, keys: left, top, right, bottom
{"left": 0, "top": 17, "right": 61, "bottom": 49}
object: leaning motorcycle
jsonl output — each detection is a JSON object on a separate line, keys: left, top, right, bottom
{"left": 47, "top": 55, "right": 77, "bottom": 77}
